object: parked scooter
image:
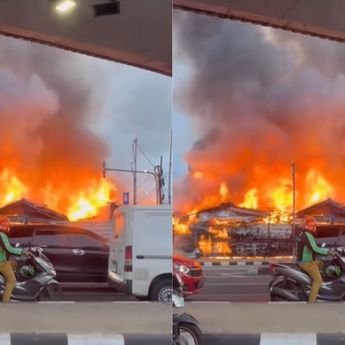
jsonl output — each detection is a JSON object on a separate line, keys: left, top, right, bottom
{"left": 0, "top": 246, "right": 62, "bottom": 302}
{"left": 173, "top": 272, "right": 203, "bottom": 345}
{"left": 269, "top": 246, "right": 345, "bottom": 302}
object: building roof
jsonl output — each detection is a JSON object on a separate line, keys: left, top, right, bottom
{"left": 0, "top": 198, "right": 68, "bottom": 221}
{"left": 297, "top": 198, "right": 345, "bottom": 218}
{"left": 197, "top": 202, "right": 269, "bottom": 218}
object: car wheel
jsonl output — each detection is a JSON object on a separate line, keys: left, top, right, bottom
{"left": 150, "top": 279, "right": 172, "bottom": 302}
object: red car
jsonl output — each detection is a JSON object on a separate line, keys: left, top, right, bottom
{"left": 173, "top": 254, "right": 205, "bottom": 296}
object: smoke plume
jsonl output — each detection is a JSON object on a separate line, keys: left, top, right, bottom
{"left": 174, "top": 11, "right": 345, "bottom": 212}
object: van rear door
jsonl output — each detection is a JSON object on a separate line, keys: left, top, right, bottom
{"left": 108, "top": 208, "right": 131, "bottom": 287}
{"left": 132, "top": 207, "right": 172, "bottom": 296}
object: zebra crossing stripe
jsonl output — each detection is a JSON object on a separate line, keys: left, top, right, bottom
{"left": 260, "top": 333, "right": 317, "bottom": 345}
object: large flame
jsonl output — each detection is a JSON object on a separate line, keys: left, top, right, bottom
{"left": 240, "top": 188, "right": 258, "bottom": 209}
{"left": 0, "top": 168, "right": 118, "bottom": 221}
{"left": 0, "top": 169, "right": 28, "bottom": 205}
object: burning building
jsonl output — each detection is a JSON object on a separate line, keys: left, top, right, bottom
{"left": 0, "top": 37, "right": 123, "bottom": 222}
{"left": 174, "top": 13, "right": 345, "bottom": 215}
{"left": 173, "top": 13, "right": 345, "bottom": 258}
{"left": 0, "top": 198, "right": 68, "bottom": 223}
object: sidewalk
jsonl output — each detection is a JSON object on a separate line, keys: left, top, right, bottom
{"left": 183, "top": 302, "right": 345, "bottom": 333}
{"left": 204, "top": 333, "right": 345, "bottom": 345}
{"left": 0, "top": 302, "right": 171, "bottom": 334}
{"left": 0, "top": 333, "right": 171, "bottom": 345}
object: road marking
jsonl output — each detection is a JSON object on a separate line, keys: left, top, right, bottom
{"left": 68, "top": 334, "right": 124, "bottom": 345}
{"left": 260, "top": 333, "right": 316, "bottom": 345}
{"left": 0, "top": 334, "right": 10, "bottom": 345}
{"left": 37, "top": 301, "right": 76, "bottom": 304}
{"left": 206, "top": 282, "right": 268, "bottom": 286}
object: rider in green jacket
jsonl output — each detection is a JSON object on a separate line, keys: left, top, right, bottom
{"left": 0, "top": 216, "right": 24, "bottom": 302}
{"left": 297, "top": 216, "right": 335, "bottom": 303}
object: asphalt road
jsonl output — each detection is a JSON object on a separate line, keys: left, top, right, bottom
{"left": 60, "top": 283, "right": 136, "bottom": 302}
{"left": 186, "top": 268, "right": 272, "bottom": 302}
{"left": 60, "top": 269, "right": 273, "bottom": 302}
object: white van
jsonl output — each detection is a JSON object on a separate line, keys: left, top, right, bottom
{"left": 108, "top": 205, "right": 172, "bottom": 301}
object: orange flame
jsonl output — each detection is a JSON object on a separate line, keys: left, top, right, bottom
{"left": 0, "top": 170, "right": 28, "bottom": 205}
{"left": 240, "top": 188, "right": 258, "bottom": 209}
{"left": 0, "top": 168, "right": 118, "bottom": 221}
{"left": 173, "top": 216, "right": 191, "bottom": 235}
{"left": 305, "top": 169, "right": 334, "bottom": 205}
{"left": 67, "top": 179, "right": 117, "bottom": 221}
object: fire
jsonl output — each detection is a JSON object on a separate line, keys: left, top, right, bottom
{"left": 0, "top": 170, "right": 28, "bottom": 205}
{"left": 269, "top": 178, "right": 293, "bottom": 213}
{"left": 219, "top": 183, "right": 229, "bottom": 202}
{"left": 193, "top": 171, "right": 203, "bottom": 179}
{"left": 0, "top": 168, "right": 118, "bottom": 221}
{"left": 173, "top": 216, "right": 191, "bottom": 235}
{"left": 240, "top": 188, "right": 258, "bottom": 209}
{"left": 198, "top": 225, "right": 231, "bottom": 256}
{"left": 305, "top": 170, "right": 334, "bottom": 205}
{"left": 67, "top": 179, "right": 117, "bottom": 221}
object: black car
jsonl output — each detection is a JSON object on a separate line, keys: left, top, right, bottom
{"left": 7, "top": 224, "right": 109, "bottom": 283}
{"left": 314, "top": 225, "right": 345, "bottom": 248}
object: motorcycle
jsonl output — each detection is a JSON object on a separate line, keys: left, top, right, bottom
{"left": 269, "top": 246, "right": 345, "bottom": 302}
{"left": 0, "top": 246, "right": 62, "bottom": 302}
{"left": 173, "top": 272, "right": 203, "bottom": 345}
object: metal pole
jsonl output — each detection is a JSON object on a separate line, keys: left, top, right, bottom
{"left": 292, "top": 161, "right": 296, "bottom": 260}
{"left": 159, "top": 156, "right": 163, "bottom": 204}
{"left": 268, "top": 219, "right": 271, "bottom": 257}
{"left": 168, "top": 130, "right": 172, "bottom": 205}
{"left": 103, "top": 165, "right": 159, "bottom": 205}
{"left": 133, "top": 138, "right": 137, "bottom": 205}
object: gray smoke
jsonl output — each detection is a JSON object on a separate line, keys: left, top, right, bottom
{"left": 174, "top": 11, "right": 345, "bottom": 210}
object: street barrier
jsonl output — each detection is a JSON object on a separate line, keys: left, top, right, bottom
{"left": 204, "top": 333, "right": 345, "bottom": 344}
{"left": 0, "top": 333, "right": 171, "bottom": 345}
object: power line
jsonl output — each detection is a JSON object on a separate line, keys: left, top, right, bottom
{"left": 137, "top": 143, "right": 155, "bottom": 168}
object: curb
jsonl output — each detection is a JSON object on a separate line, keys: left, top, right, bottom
{"left": 3, "top": 333, "right": 171, "bottom": 345}
{"left": 204, "top": 333, "right": 345, "bottom": 344}
{"left": 200, "top": 260, "right": 270, "bottom": 267}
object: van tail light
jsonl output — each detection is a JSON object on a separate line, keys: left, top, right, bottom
{"left": 124, "top": 245, "right": 132, "bottom": 272}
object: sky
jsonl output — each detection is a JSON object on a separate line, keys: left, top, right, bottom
{"left": 0, "top": 35, "right": 171, "bottom": 205}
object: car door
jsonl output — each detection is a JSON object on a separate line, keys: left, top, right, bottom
{"left": 31, "top": 229, "right": 86, "bottom": 282}
{"left": 8, "top": 227, "right": 34, "bottom": 248}
{"left": 68, "top": 231, "right": 109, "bottom": 282}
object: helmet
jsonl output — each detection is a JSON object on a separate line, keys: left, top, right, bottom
{"left": 0, "top": 216, "right": 10, "bottom": 232}
{"left": 325, "top": 265, "right": 341, "bottom": 279}
{"left": 18, "top": 265, "right": 35, "bottom": 278}
{"left": 304, "top": 216, "right": 316, "bottom": 231}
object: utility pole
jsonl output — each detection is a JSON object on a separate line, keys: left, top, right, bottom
{"left": 133, "top": 138, "right": 137, "bottom": 205}
{"left": 154, "top": 156, "right": 164, "bottom": 205}
{"left": 292, "top": 161, "right": 296, "bottom": 260}
{"left": 168, "top": 130, "right": 172, "bottom": 205}
{"left": 103, "top": 162, "right": 160, "bottom": 204}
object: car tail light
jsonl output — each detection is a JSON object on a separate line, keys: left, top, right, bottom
{"left": 269, "top": 264, "right": 276, "bottom": 274}
{"left": 124, "top": 245, "right": 132, "bottom": 272}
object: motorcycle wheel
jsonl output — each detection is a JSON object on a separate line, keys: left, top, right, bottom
{"left": 37, "top": 284, "right": 63, "bottom": 301}
{"left": 270, "top": 280, "right": 306, "bottom": 302}
{"left": 178, "top": 323, "right": 203, "bottom": 345}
